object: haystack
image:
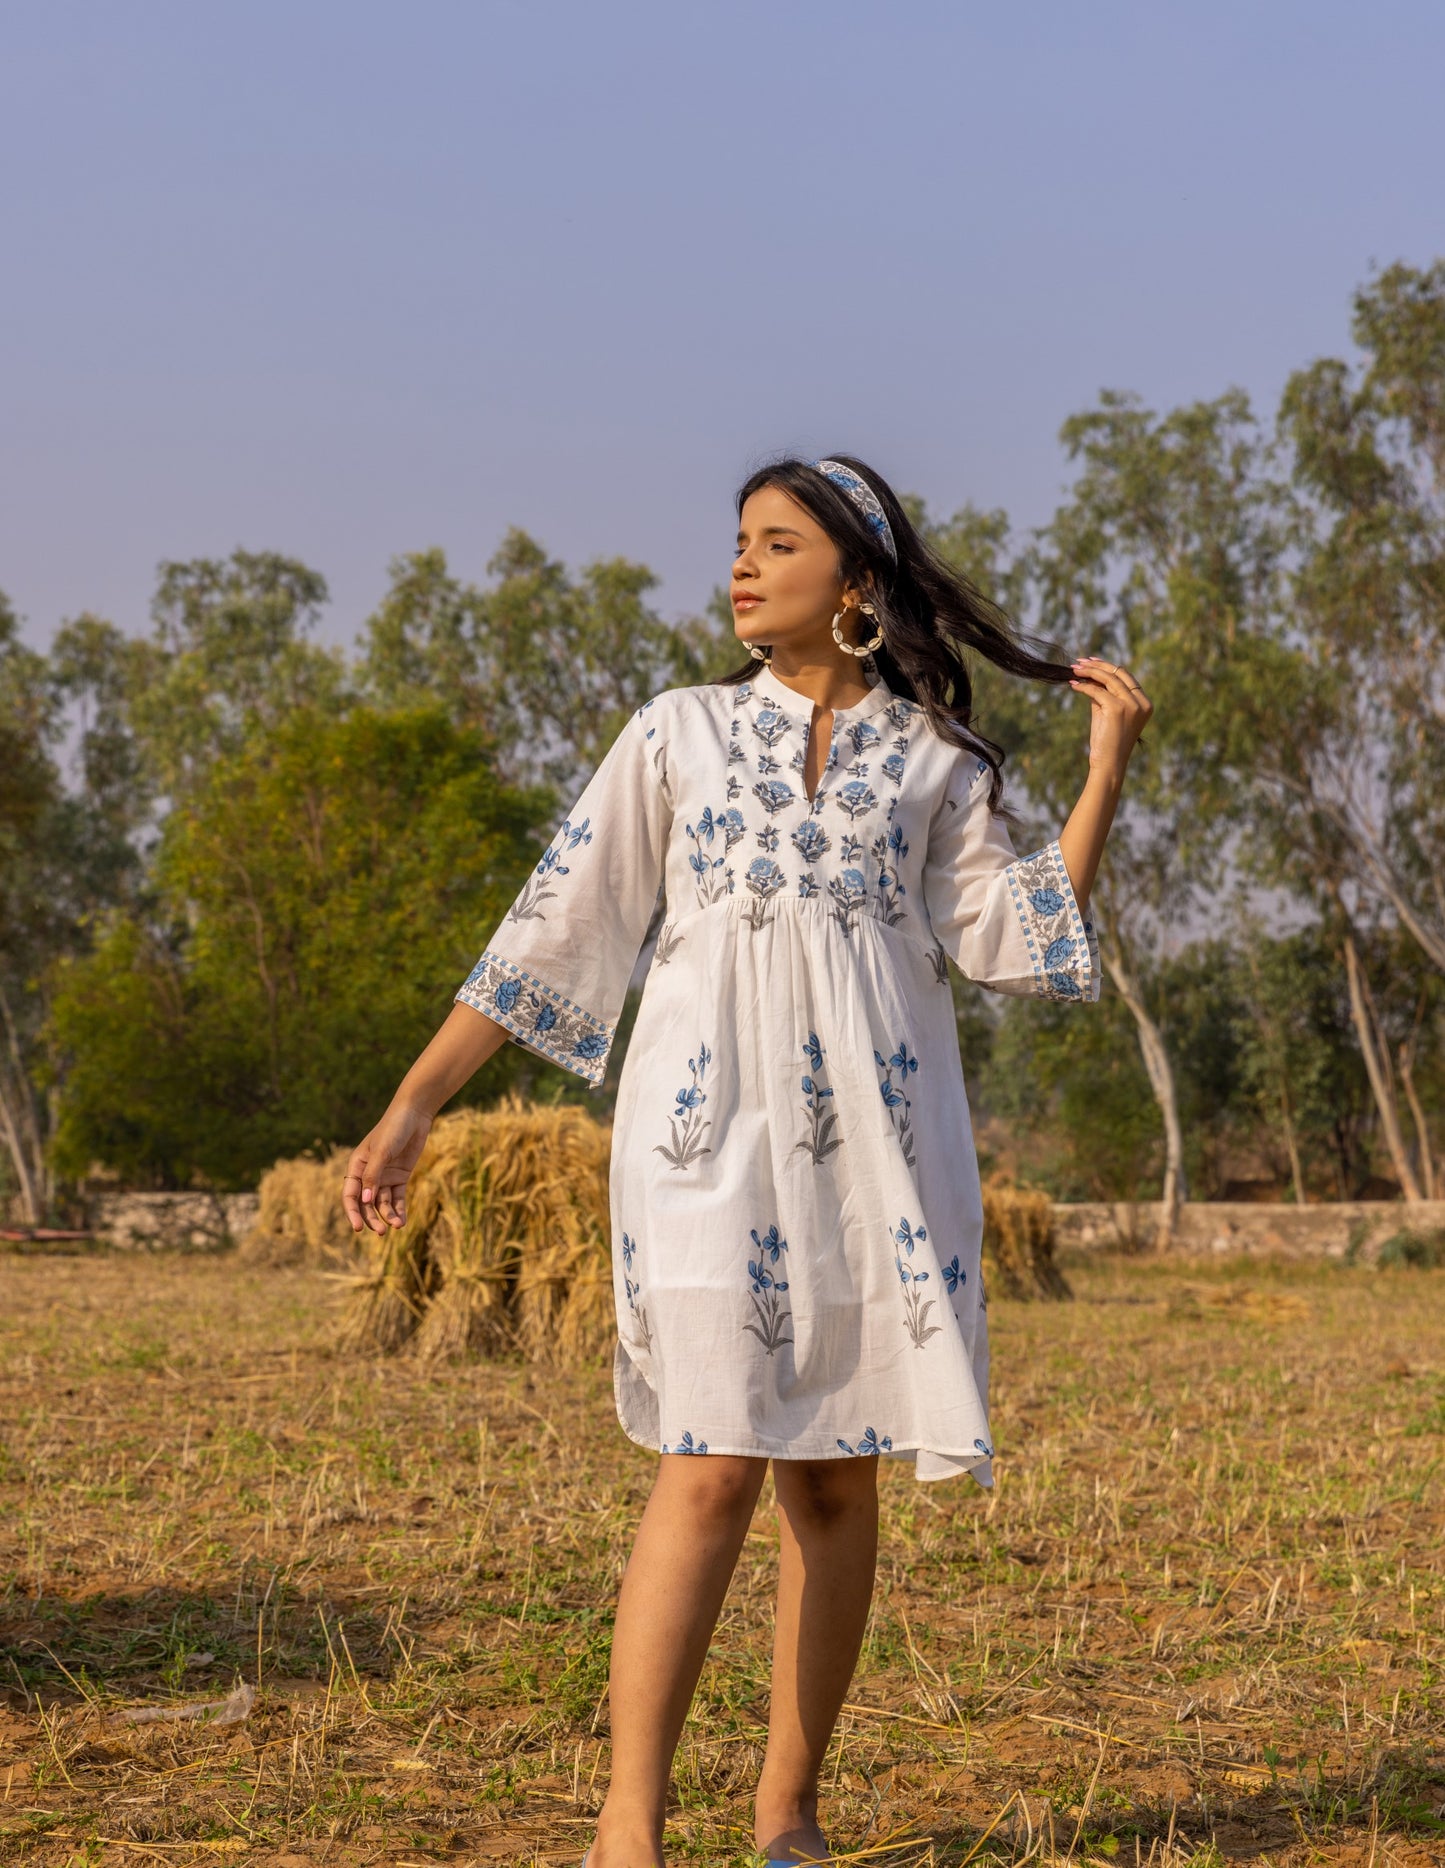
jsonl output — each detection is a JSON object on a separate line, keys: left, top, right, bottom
{"left": 322, "top": 1095, "right": 616, "bottom": 1363}
{"left": 981, "top": 1174, "right": 1072, "bottom": 1300}
{"left": 332, "top": 1114, "right": 475, "bottom": 1354}
{"left": 241, "top": 1146, "right": 359, "bottom": 1267}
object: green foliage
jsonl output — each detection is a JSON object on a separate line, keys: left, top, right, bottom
{"left": 356, "top": 534, "right": 731, "bottom": 798}
{"left": 1, "top": 595, "right": 139, "bottom": 1218}
{"left": 982, "top": 988, "right": 1159, "bottom": 1201}
{"left": 1376, "top": 1228, "right": 1445, "bottom": 1270}
{"left": 47, "top": 706, "right": 552, "bottom": 1187}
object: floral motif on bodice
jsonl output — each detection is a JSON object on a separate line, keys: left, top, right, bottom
{"left": 676, "top": 677, "right": 922, "bottom": 938}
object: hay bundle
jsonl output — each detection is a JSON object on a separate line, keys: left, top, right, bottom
{"left": 320, "top": 1095, "right": 616, "bottom": 1363}
{"left": 242, "top": 1146, "right": 359, "bottom": 1267}
{"left": 982, "top": 1174, "right": 1072, "bottom": 1300}
{"left": 332, "top": 1124, "right": 458, "bottom": 1353}
{"left": 413, "top": 1102, "right": 540, "bottom": 1362}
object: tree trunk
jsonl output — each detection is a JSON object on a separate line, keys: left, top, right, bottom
{"left": 1342, "top": 931, "right": 1424, "bottom": 1202}
{"left": 1243, "top": 940, "right": 1307, "bottom": 1204}
{"left": 1279, "top": 1078, "right": 1307, "bottom": 1206}
{"left": 1397, "top": 1030, "right": 1437, "bottom": 1202}
{"left": 0, "top": 981, "right": 44, "bottom": 1225}
{"left": 1096, "top": 929, "right": 1188, "bottom": 1247}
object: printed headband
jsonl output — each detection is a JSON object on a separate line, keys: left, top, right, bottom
{"left": 811, "top": 458, "right": 897, "bottom": 562}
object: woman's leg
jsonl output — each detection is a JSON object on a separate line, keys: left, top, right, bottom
{"left": 754, "top": 1457, "right": 880, "bottom": 1862}
{"left": 591, "top": 1452, "right": 768, "bottom": 1868}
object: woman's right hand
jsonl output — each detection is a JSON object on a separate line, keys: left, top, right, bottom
{"left": 342, "top": 1102, "right": 433, "bottom": 1235}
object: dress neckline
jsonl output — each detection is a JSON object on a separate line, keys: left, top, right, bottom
{"left": 736, "top": 666, "right": 896, "bottom": 726}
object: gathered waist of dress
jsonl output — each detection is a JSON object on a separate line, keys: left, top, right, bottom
{"left": 656, "top": 888, "right": 941, "bottom": 960}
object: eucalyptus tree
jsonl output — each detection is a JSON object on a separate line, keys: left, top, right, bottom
{"left": 960, "top": 391, "right": 1279, "bottom": 1241}
{"left": 0, "top": 598, "right": 137, "bottom": 1221}
{"left": 1227, "top": 263, "right": 1445, "bottom": 1201}
{"left": 358, "top": 532, "right": 730, "bottom": 802}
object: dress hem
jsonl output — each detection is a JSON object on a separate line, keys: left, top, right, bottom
{"left": 612, "top": 1405, "right": 994, "bottom": 1489}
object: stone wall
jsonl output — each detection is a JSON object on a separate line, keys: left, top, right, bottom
{"left": 52, "top": 1191, "right": 1445, "bottom": 1262}
{"left": 87, "top": 1191, "right": 260, "bottom": 1253}
{"left": 1052, "top": 1199, "right": 1445, "bottom": 1261}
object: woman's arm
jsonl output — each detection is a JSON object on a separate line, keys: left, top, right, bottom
{"left": 1055, "top": 656, "right": 1152, "bottom": 918}
{"left": 341, "top": 1004, "right": 509, "bottom": 1236}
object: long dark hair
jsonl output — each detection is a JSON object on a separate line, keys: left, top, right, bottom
{"left": 720, "top": 453, "right": 1073, "bottom": 812}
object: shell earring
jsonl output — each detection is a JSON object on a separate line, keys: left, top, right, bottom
{"left": 832, "top": 602, "right": 884, "bottom": 657}
{"left": 747, "top": 640, "right": 771, "bottom": 662}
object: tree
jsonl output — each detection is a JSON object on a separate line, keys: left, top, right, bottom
{"left": 358, "top": 534, "right": 731, "bottom": 800}
{"left": 47, "top": 707, "right": 555, "bottom": 1187}
{"left": 944, "top": 394, "right": 1280, "bottom": 1240}
{"left": 129, "top": 549, "right": 349, "bottom": 807}
{"left": 1222, "top": 264, "right": 1445, "bottom": 1202}
{"left": 0, "top": 595, "right": 137, "bottom": 1221}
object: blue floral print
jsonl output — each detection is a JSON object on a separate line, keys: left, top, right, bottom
{"left": 654, "top": 1040, "right": 714, "bottom": 1171}
{"left": 872, "top": 822, "right": 909, "bottom": 926}
{"left": 796, "top": 1030, "right": 841, "bottom": 1163}
{"left": 893, "top": 1214, "right": 940, "bottom": 1348}
{"left": 828, "top": 866, "right": 869, "bottom": 936}
{"left": 836, "top": 780, "right": 878, "bottom": 821}
{"left": 791, "top": 820, "right": 830, "bottom": 863}
{"left": 1004, "top": 843, "right": 1097, "bottom": 1000}
{"left": 620, "top": 1230, "right": 653, "bottom": 1354}
{"left": 875, "top": 1040, "right": 919, "bottom": 1169}
{"left": 753, "top": 778, "right": 797, "bottom": 816}
{"left": 506, "top": 816, "right": 593, "bottom": 922}
{"left": 686, "top": 805, "right": 745, "bottom": 906}
{"left": 838, "top": 1426, "right": 893, "bottom": 1455}
{"left": 664, "top": 1432, "right": 708, "bottom": 1455}
{"left": 743, "top": 856, "right": 787, "bottom": 930}
{"left": 942, "top": 1254, "right": 964, "bottom": 1296}
{"left": 744, "top": 1224, "right": 793, "bottom": 1356}
{"left": 751, "top": 707, "right": 792, "bottom": 748}
{"left": 457, "top": 955, "right": 611, "bottom": 1085}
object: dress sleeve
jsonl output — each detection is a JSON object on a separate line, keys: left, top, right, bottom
{"left": 920, "top": 752, "right": 1101, "bottom": 1002}
{"left": 455, "top": 701, "right": 672, "bottom": 1085}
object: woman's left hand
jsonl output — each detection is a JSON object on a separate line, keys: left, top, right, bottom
{"left": 1070, "top": 657, "right": 1153, "bottom": 772}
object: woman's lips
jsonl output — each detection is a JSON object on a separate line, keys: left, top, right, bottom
{"left": 733, "top": 594, "right": 764, "bottom": 609}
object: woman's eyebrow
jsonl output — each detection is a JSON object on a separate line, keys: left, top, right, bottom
{"left": 735, "top": 525, "right": 806, "bottom": 544}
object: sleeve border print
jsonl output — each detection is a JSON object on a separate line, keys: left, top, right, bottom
{"left": 457, "top": 951, "right": 612, "bottom": 1086}
{"left": 1003, "top": 838, "right": 1101, "bottom": 1002}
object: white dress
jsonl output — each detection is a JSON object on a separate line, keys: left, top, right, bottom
{"left": 457, "top": 667, "right": 1100, "bottom": 1485}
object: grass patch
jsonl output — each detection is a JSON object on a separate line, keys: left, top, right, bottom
{"left": 0, "top": 1252, "right": 1442, "bottom": 1863}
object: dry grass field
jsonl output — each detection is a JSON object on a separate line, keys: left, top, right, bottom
{"left": 1, "top": 1247, "right": 1442, "bottom": 1867}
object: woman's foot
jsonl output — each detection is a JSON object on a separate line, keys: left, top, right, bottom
{"left": 755, "top": 1808, "right": 830, "bottom": 1864}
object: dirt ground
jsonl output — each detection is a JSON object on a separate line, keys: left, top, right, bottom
{"left": 0, "top": 1248, "right": 1442, "bottom": 1866}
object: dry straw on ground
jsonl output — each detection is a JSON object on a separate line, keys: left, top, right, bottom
{"left": 247, "top": 1103, "right": 1072, "bottom": 1363}
{"left": 3, "top": 1248, "right": 1443, "bottom": 1865}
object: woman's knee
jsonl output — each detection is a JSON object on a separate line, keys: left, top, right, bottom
{"left": 774, "top": 1455, "right": 878, "bottom": 1529}
{"left": 657, "top": 1452, "right": 765, "bottom": 1521}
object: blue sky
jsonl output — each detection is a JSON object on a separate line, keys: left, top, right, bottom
{"left": 3, "top": 1, "right": 1442, "bottom": 649}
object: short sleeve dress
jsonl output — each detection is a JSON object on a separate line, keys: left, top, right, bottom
{"left": 457, "top": 668, "right": 1100, "bottom": 1485}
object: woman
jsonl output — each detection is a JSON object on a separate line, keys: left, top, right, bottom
{"left": 343, "top": 455, "right": 1150, "bottom": 1866}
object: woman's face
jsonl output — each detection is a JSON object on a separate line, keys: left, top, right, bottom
{"left": 731, "top": 484, "right": 859, "bottom": 655}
